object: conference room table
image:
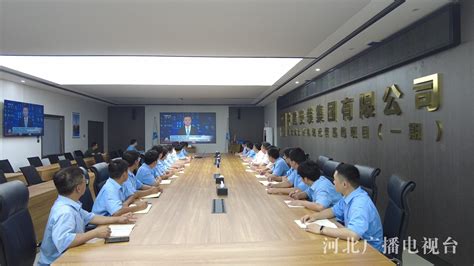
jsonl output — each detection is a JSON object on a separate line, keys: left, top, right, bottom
{"left": 55, "top": 155, "right": 392, "bottom": 265}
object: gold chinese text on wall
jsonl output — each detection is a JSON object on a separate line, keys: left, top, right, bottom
{"left": 279, "top": 73, "right": 443, "bottom": 142}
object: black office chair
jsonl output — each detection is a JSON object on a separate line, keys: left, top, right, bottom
{"left": 58, "top": 159, "right": 72, "bottom": 169}
{"left": 0, "top": 159, "right": 14, "bottom": 174}
{"left": 0, "top": 180, "right": 37, "bottom": 266}
{"left": 19, "top": 166, "right": 44, "bottom": 186}
{"left": 117, "top": 149, "right": 124, "bottom": 157}
{"left": 27, "top": 156, "right": 43, "bottom": 167}
{"left": 355, "top": 164, "right": 381, "bottom": 204}
{"left": 383, "top": 175, "right": 416, "bottom": 264}
{"left": 91, "top": 162, "right": 109, "bottom": 195}
{"left": 109, "top": 150, "right": 120, "bottom": 160}
{"left": 74, "top": 150, "right": 85, "bottom": 158}
{"left": 94, "top": 153, "right": 105, "bottom": 164}
{"left": 322, "top": 160, "right": 341, "bottom": 182}
{"left": 74, "top": 156, "right": 88, "bottom": 170}
{"left": 316, "top": 155, "right": 332, "bottom": 170}
{"left": 47, "top": 154, "right": 60, "bottom": 164}
{"left": 79, "top": 167, "right": 94, "bottom": 212}
{"left": 0, "top": 170, "right": 7, "bottom": 184}
{"left": 64, "top": 152, "right": 75, "bottom": 161}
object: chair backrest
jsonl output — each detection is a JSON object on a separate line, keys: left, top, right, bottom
{"left": 58, "top": 159, "right": 72, "bottom": 169}
{"left": 78, "top": 167, "right": 94, "bottom": 212}
{"left": 117, "top": 149, "right": 124, "bottom": 157}
{"left": 47, "top": 154, "right": 60, "bottom": 164}
{"left": 322, "top": 160, "right": 341, "bottom": 182}
{"left": 0, "top": 160, "right": 14, "bottom": 174}
{"left": 316, "top": 155, "right": 332, "bottom": 169}
{"left": 74, "top": 156, "right": 88, "bottom": 169}
{"left": 27, "top": 156, "right": 43, "bottom": 167}
{"left": 383, "top": 175, "right": 416, "bottom": 262}
{"left": 0, "top": 180, "right": 37, "bottom": 266}
{"left": 109, "top": 151, "right": 120, "bottom": 160}
{"left": 63, "top": 152, "right": 75, "bottom": 161}
{"left": 74, "top": 150, "right": 84, "bottom": 158}
{"left": 19, "top": 166, "right": 43, "bottom": 186}
{"left": 94, "top": 153, "right": 105, "bottom": 163}
{"left": 355, "top": 164, "right": 381, "bottom": 204}
{"left": 91, "top": 162, "right": 109, "bottom": 195}
{"left": 0, "top": 170, "right": 7, "bottom": 184}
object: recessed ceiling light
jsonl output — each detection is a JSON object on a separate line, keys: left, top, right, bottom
{"left": 0, "top": 56, "right": 302, "bottom": 86}
{"left": 295, "top": 81, "right": 300, "bottom": 84}
{"left": 20, "top": 80, "right": 25, "bottom": 83}
{"left": 315, "top": 68, "right": 321, "bottom": 72}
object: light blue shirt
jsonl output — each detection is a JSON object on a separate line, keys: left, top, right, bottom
{"left": 183, "top": 149, "right": 189, "bottom": 156}
{"left": 38, "top": 196, "right": 95, "bottom": 265}
{"left": 177, "top": 150, "right": 186, "bottom": 159}
{"left": 136, "top": 163, "right": 157, "bottom": 185}
{"left": 122, "top": 170, "right": 143, "bottom": 198}
{"left": 287, "top": 168, "right": 310, "bottom": 194}
{"left": 246, "top": 149, "right": 256, "bottom": 159}
{"left": 126, "top": 145, "right": 137, "bottom": 151}
{"left": 332, "top": 187, "right": 383, "bottom": 252}
{"left": 307, "top": 176, "right": 342, "bottom": 208}
{"left": 92, "top": 178, "right": 127, "bottom": 216}
{"left": 153, "top": 160, "right": 166, "bottom": 176}
{"left": 242, "top": 147, "right": 249, "bottom": 156}
{"left": 271, "top": 157, "right": 290, "bottom": 176}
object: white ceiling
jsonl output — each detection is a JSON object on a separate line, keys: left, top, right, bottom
{"left": 0, "top": 0, "right": 453, "bottom": 105}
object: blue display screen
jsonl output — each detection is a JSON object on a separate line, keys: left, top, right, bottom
{"left": 160, "top": 112, "right": 216, "bottom": 144}
{"left": 3, "top": 99, "right": 44, "bottom": 137}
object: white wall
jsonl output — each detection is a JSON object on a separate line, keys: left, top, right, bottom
{"left": 263, "top": 100, "right": 278, "bottom": 146}
{"left": 145, "top": 105, "right": 229, "bottom": 153}
{"left": 0, "top": 79, "right": 108, "bottom": 171}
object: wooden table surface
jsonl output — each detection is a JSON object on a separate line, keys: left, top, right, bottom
{"left": 55, "top": 155, "right": 392, "bottom": 265}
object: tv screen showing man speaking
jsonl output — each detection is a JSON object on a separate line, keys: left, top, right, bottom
{"left": 160, "top": 112, "right": 216, "bottom": 144}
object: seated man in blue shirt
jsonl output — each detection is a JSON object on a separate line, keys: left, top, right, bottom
{"left": 267, "top": 147, "right": 309, "bottom": 198}
{"left": 301, "top": 163, "right": 383, "bottom": 252}
{"left": 122, "top": 150, "right": 162, "bottom": 199}
{"left": 151, "top": 145, "right": 175, "bottom": 179}
{"left": 39, "top": 167, "right": 135, "bottom": 265}
{"left": 126, "top": 139, "right": 138, "bottom": 151}
{"left": 243, "top": 142, "right": 256, "bottom": 160}
{"left": 264, "top": 147, "right": 290, "bottom": 180}
{"left": 92, "top": 159, "right": 148, "bottom": 216}
{"left": 287, "top": 160, "right": 342, "bottom": 211}
{"left": 174, "top": 144, "right": 191, "bottom": 163}
{"left": 237, "top": 141, "right": 249, "bottom": 157}
{"left": 267, "top": 148, "right": 293, "bottom": 182}
{"left": 136, "top": 150, "right": 162, "bottom": 186}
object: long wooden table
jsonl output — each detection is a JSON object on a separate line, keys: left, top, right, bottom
{"left": 55, "top": 155, "right": 392, "bottom": 265}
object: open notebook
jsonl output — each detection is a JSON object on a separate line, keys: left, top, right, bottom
{"left": 141, "top": 192, "right": 161, "bottom": 199}
{"left": 259, "top": 180, "right": 279, "bottom": 186}
{"left": 255, "top": 174, "right": 266, "bottom": 179}
{"left": 284, "top": 200, "right": 304, "bottom": 208}
{"left": 130, "top": 203, "right": 152, "bottom": 214}
{"left": 105, "top": 224, "right": 136, "bottom": 243}
{"left": 160, "top": 179, "right": 172, "bottom": 185}
{"left": 294, "top": 219, "right": 338, "bottom": 229}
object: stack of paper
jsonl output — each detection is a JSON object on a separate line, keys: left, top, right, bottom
{"left": 178, "top": 170, "right": 185, "bottom": 174}
{"left": 160, "top": 180, "right": 172, "bottom": 185}
{"left": 242, "top": 163, "right": 249, "bottom": 166}
{"left": 141, "top": 192, "right": 161, "bottom": 199}
{"left": 255, "top": 174, "right": 266, "bottom": 179}
{"left": 185, "top": 163, "right": 190, "bottom": 167}
{"left": 284, "top": 200, "right": 304, "bottom": 208}
{"left": 109, "top": 224, "right": 136, "bottom": 237}
{"left": 294, "top": 219, "right": 338, "bottom": 229}
{"left": 170, "top": 175, "right": 179, "bottom": 179}
{"left": 245, "top": 169, "right": 255, "bottom": 173}
{"left": 131, "top": 203, "right": 152, "bottom": 214}
{"left": 259, "top": 180, "right": 278, "bottom": 186}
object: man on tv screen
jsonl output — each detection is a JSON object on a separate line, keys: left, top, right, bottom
{"left": 18, "top": 105, "right": 33, "bottom": 127}
{"left": 177, "top": 115, "right": 198, "bottom": 136}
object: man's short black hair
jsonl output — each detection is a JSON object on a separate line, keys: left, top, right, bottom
{"left": 53, "top": 166, "right": 84, "bottom": 195}
{"left": 289, "top": 148, "right": 306, "bottom": 164}
{"left": 130, "top": 139, "right": 137, "bottom": 145}
{"left": 151, "top": 145, "right": 165, "bottom": 156}
{"left": 267, "top": 148, "right": 280, "bottom": 160}
{"left": 108, "top": 159, "right": 129, "bottom": 179}
{"left": 282, "top": 148, "right": 294, "bottom": 158}
{"left": 122, "top": 150, "right": 140, "bottom": 167}
{"left": 183, "top": 114, "right": 192, "bottom": 119}
{"left": 180, "top": 141, "right": 189, "bottom": 147}
{"left": 336, "top": 163, "right": 360, "bottom": 187}
{"left": 165, "top": 145, "right": 173, "bottom": 152}
{"left": 297, "top": 160, "right": 321, "bottom": 182}
{"left": 171, "top": 142, "right": 180, "bottom": 148}
{"left": 254, "top": 143, "right": 262, "bottom": 150}
{"left": 144, "top": 150, "right": 159, "bottom": 165}
{"left": 175, "top": 144, "right": 183, "bottom": 152}
{"left": 247, "top": 142, "right": 254, "bottom": 149}
{"left": 261, "top": 142, "right": 271, "bottom": 149}
{"left": 91, "top": 142, "right": 98, "bottom": 147}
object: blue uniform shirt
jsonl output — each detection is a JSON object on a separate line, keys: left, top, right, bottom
{"left": 287, "top": 168, "right": 310, "bottom": 193}
{"left": 331, "top": 187, "right": 383, "bottom": 252}
{"left": 271, "top": 157, "right": 290, "bottom": 176}
{"left": 136, "top": 163, "right": 157, "bottom": 185}
{"left": 242, "top": 147, "right": 249, "bottom": 157}
{"left": 92, "top": 178, "right": 127, "bottom": 216}
{"left": 38, "top": 196, "right": 95, "bottom": 265}
{"left": 307, "top": 176, "right": 342, "bottom": 208}
{"left": 122, "top": 170, "right": 143, "bottom": 198}
{"left": 246, "top": 149, "right": 256, "bottom": 159}
{"left": 177, "top": 150, "right": 186, "bottom": 159}
{"left": 126, "top": 145, "right": 137, "bottom": 151}
{"left": 153, "top": 161, "right": 166, "bottom": 176}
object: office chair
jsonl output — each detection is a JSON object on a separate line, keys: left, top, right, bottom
{"left": 322, "top": 160, "right": 341, "bottom": 182}
{"left": 355, "top": 164, "right": 381, "bottom": 204}
{"left": 0, "top": 160, "right": 14, "bottom": 174}
{"left": 0, "top": 170, "right": 7, "bottom": 184}
{"left": 109, "top": 150, "right": 120, "bottom": 160}
{"left": 74, "top": 156, "right": 88, "bottom": 170}
{"left": 27, "top": 157, "right": 43, "bottom": 167}
{"left": 91, "top": 162, "right": 109, "bottom": 195}
{"left": 117, "top": 149, "right": 124, "bottom": 157}
{"left": 58, "top": 159, "right": 72, "bottom": 169}
{"left": 79, "top": 167, "right": 94, "bottom": 212}
{"left": 94, "top": 153, "right": 105, "bottom": 164}
{"left": 383, "top": 175, "right": 416, "bottom": 264}
{"left": 19, "top": 166, "right": 44, "bottom": 186}
{"left": 47, "top": 155, "right": 60, "bottom": 164}
{"left": 63, "top": 152, "right": 75, "bottom": 161}
{"left": 0, "top": 180, "right": 37, "bottom": 266}
{"left": 316, "top": 155, "right": 332, "bottom": 170}
{"left": 74, "top": 150, "right": 85, "bottom": 158}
